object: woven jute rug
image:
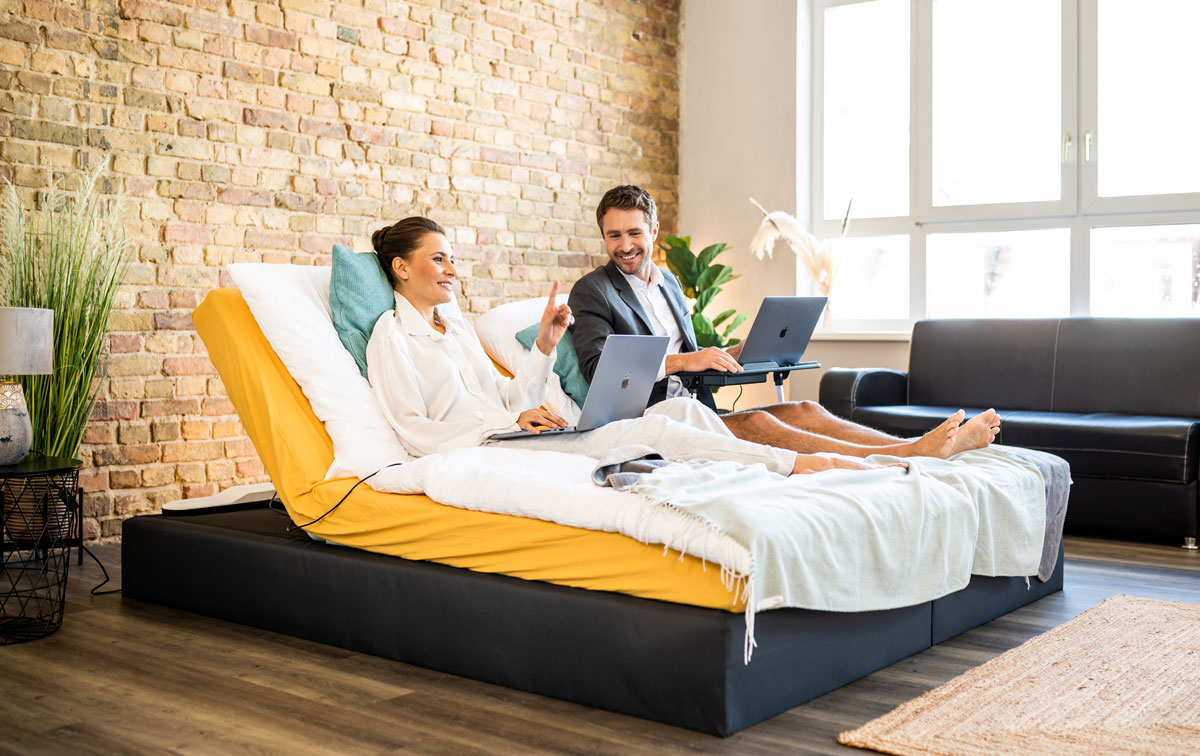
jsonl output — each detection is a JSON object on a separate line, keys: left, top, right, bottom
{"left": 838, "top": 594, "right": 1200, "bottom": 756}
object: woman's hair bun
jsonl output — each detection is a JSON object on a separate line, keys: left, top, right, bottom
{"left": 371, "top": 225, "right": 390, "bottom": 253}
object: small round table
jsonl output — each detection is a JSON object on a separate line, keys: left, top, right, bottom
{"left": 0, "top": 456, "right": 82, "bottom": 644}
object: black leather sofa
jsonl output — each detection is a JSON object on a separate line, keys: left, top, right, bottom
{"left": 820, "top": 318, "right": 1200, "bottom": 549}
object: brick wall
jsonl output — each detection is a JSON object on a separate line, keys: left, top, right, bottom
{"left": 0, "top": 0, "right": 680, "bottom": 540}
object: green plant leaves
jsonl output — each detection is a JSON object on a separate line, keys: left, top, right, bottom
{"left": 696, "top": 263, "right": 736, "bottom": 296}
{"left": 659, "top": 234, "right": 746, "bottom": 350}
{"left": 0, "top": 165, "right": 128, "bottom": 459}
{"left": 711, "top": 308, "right": 736, "bottom": 327}
{"left": 696, "top": 242, "right": 728, "bottom": 270}
{"left": 721, "top": 312, "right": 749, "bottom": 339}
{"left": 664, "top": 245, "right": 698, "bottom": 295}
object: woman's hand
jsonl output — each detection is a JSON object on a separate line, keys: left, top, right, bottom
{"left": 517, "top": 408, "right": 568, "bottom": 433}
{"left": 535, "top": 280, "right": 574, "bottom": 356}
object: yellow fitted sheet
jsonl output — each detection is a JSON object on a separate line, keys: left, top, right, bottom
{"left": 192, "top": 289, "right": 742, "bottom": 611}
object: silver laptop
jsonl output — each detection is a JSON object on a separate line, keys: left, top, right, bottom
{"left": 693, "top": 296, "right": 827, "bottom": 375}
{"left": 736, "top": 296, "right": 827, "bottom": 368}
{"left": 489, "top": 334, "right": 668, "bottom": 440}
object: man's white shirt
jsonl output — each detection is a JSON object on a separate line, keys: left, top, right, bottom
{"left": 619, "top": 267, "right": 688, "bottom": 399}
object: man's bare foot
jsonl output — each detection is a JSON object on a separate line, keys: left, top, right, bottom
{"left": 889, "top": 411, "right": 964, "bottom": 459}
{"left": 791, "top": 454, "right": 909, "bottom": 475}
{"left": 949, "top": 409, "right": 1001, "bottom": 455}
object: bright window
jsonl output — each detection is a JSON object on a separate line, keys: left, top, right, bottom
{"left": 1091, "top": 225, "right": 1200, "bottom": 316}
{"left": 812, "top": 0, "right": 1200, "bottom": 331}
{"left": 827, "top": 235, "right": 910, "bottom": 321}
{"left": 927, "top": 229, "right": 1070, "bottom": 318}
{"left": 823, "top": 0, "right": 909, "bottom": 220}
{"left": 1096, "top": 0, "right": 1200, "bottom": 198}
{"left": 931, "top": 0, "right": 1061, "bottom": 207}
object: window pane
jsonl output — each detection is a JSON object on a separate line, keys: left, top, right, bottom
{"left": 926, "top": 229, "right": 1070, "bottom": 318}
{"left": 1097, "top": 1, "right": 1200, "bottom": 197}
{"left": 1091, "top": 225, "right": 1200, "bottom": 316}
{"left": 823, "top": 0, "right": 909, "bottom": 220}
{"left": 826, "top": 235, "right": 910, "bottom": 321}
{"left": 932, "top": 0, "right": 1061, "bottom": 206}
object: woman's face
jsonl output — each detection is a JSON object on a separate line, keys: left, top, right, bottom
{"left": 393, "top": 232, "right": 457, "bottom": 309}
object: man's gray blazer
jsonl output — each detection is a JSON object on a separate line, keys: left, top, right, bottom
{"left": 568, "top": 260, "right": 717, "bottom": 411}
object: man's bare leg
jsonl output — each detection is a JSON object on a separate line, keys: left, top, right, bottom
{"left": 728, "top": 400, "right": 1001, "bottom": 456}
{"left": 741, "top": 400, "right": 909, "bottom": 446}
{"left": 722, "top": 410, "right": 964, "bottom": 459}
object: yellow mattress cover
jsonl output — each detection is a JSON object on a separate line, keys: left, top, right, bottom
{"left": 192, "top": 288, "right": 742, "bottom": 611}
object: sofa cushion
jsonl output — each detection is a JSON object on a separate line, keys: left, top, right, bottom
{"left": 1001, "top": 412, "right": 1200, "bottom": 484}
{"left": 854, "top": 405, "right": 1198, "bottom": 483}
{"left": 1052, "top": 318, "right": 1200, "bottom": 417}
{"left": 908, "top": 319, "right": 1060, "bottom": 411}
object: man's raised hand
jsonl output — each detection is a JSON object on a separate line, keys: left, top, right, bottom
{"left": 535, "top": 280, "right": 574, "bottom": 356}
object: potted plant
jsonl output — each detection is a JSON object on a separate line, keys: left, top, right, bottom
{"left": 0, "top": 165, "right": 128, "bottom": 546}
{"left": 659, "top": 235, "right": 748, "bottom": 349}
{"left": 0, "top": 165, "right": 128, "bottom": 460}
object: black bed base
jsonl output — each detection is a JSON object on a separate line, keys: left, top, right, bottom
{"left": 122, "top": 507, "right": 1063, "bottom": 737}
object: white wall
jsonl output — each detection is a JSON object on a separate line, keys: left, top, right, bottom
{"left": 679, "top": 0, "right": 909, "bottom": 406}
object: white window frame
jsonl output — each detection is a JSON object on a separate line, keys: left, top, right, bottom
{"left": 810, "top": 0, "right": 1200, "bottom": 333}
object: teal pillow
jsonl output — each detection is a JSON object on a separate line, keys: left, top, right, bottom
{"left": 515, "top": 324, "right": 590, "bottom": 408}
{"left": 329, "top": 243, "right": 394, "bottom": 377}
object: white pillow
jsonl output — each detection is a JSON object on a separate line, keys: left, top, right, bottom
{"left": 226, "top": 263, "right": 421, "bottom": 478}
{"left": 475, "top": 295, "right": 582, "bottom": 423}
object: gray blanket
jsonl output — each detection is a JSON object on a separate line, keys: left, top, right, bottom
{"left": 1005, "top": 447, "right": 1072, "bottom": 581}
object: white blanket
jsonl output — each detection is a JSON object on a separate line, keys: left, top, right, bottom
{"left": 630, "top": 447, "right": 1045, "bottom": 660}
{"left": 365, "top": 444, "right": 1045, "bottom": 661}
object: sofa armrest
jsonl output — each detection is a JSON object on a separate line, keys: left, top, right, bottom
{"left": 819, "top": 368, "right": 909, "bottom": 420}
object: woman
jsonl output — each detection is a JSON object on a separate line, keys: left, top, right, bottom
{"left": 365, "top": 217, "right": 887, "bottom": 476}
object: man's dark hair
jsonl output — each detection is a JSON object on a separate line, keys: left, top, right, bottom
{"left": 595, "top": 185, "right": 657, "bottom": 231}
{"left": 371, "top": 216, "right": 447, "bottom": 286}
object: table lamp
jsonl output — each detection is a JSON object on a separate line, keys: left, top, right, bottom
{"left": 0, "top": 307, "right": 54, "bottom": 466}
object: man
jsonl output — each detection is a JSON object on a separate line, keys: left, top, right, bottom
{"left": 568, "top": 185, "right": 999, "bottom": 459}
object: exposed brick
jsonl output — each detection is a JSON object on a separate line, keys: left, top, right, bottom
{"left": 141, "top": 465, "right": 176, "bottom": 487}
{"left": 5, "top": 0, "right": 681, "bottom": 542}
{"left": 93, "top": 444, "right": 161, "bottom": 466}
{"left": 11, "top": 119, "right": 84, "bottom": 146}
{"left": 244, "top": 108, "right": 297, "bottom": 131}
{"left": 161, "top": 440, "right": 223, "bottom": 462}
{"left": 245, "top": 25, "right": 296, "bottom": 50}
{"left": 243, "top": 228, "right": 295, "bottom": 249}
{"left": 142, "top": 398, "right": 202, "bottom": 416}
{"left": 163, "top": 223, "right": 214, "bottom": 244}
{"left": 162, "top": 357, "right": 214, "bottom": 376}
{"left": 79, "top": 470, "right": 109, "bottom": 493}
{"left": 120, "top": 0, "right": 184, "bottom": 26}
{"left": 110, "top": 469, "right": 141, "bottom": 488}
{"left": 203, "top": 398, "right": 236, "bottom": 416}
{"left": 154, "top": 312, "right": 194, "bottom": 330}
{"left": 91, "top": 400, "right": 139, "bottom": 421}
{"left": 184, "top": 483, "right": 217, "bottom": 498}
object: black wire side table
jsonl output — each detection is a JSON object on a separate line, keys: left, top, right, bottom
{"left": 0, "top": 456, "right": 82, "bottom": 644}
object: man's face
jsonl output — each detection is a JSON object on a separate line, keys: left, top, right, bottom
{"left": 601, "top": 207, "right": 659, "bottom": 281}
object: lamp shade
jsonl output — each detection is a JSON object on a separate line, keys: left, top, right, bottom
{"left": 0, "top": 307, "right": 54, "bottom": 375}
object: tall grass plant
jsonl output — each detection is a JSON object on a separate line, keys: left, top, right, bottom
{"left": 0, "top": 165, "right": 128, "bottom": 459}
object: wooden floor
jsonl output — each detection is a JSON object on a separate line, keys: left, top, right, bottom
{"left": 1, "top": 537, "right": 1197, "bottom": 755}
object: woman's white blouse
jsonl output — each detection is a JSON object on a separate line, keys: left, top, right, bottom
{"left": 366, "top": 292, "right": 555, "bottom": 457}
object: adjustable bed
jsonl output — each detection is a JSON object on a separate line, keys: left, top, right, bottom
{"left": 122, "top": 273, "right": 1063, "bottom": 736}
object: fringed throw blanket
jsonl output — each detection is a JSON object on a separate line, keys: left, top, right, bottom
{"left": 626, "top": 446, "right": 1057, "bottom": 662}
